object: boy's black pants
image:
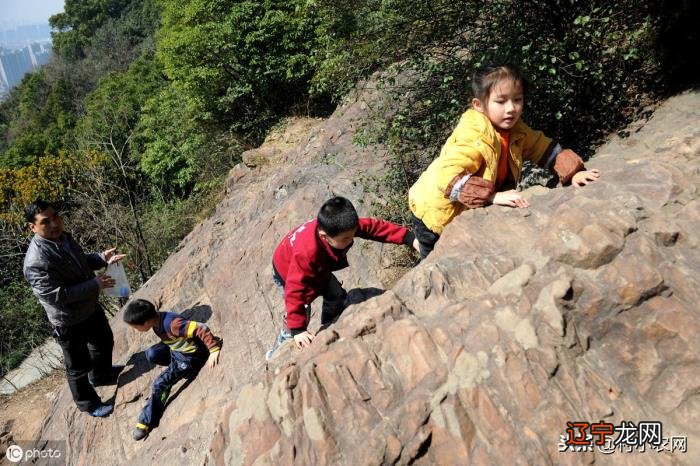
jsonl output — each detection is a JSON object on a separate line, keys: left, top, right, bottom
{"left": 272, "top": 265, "right": 347, "bottom": 329}
{"left": 52, "top": 307, "right": 114, "bottom": 412}
{"left": 410, "top": 213, "right": 440, "bottom": 259}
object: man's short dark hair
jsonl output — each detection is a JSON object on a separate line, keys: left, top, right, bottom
{"left": 24, "top": 200, "right": 58, "bottom": 224}
{"left": 123, "top": 299, "right": 158, "bottom": 325}
{"left": 317, "top": 196, "right": 359, "bottom": 237}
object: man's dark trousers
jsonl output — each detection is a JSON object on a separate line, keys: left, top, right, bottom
{"left": 52, "top": 307, "right": 114, "bottom": 412}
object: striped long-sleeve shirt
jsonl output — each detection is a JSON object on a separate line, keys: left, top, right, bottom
{"left": 153, "top": 312, "right": 221, "bottom": 354}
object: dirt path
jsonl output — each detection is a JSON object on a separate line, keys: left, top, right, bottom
{"left": 0, "top": 370, "right": 63, "bottom": 449}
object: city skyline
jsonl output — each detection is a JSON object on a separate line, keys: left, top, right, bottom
{"left": 0, "top": 42, "right": 52, "bottom": 91}
{"left": 0, "top": 0, "right": 64, "bottom": 25}
{"left": 0, "top": 1, "right": 61, "bottom": 97}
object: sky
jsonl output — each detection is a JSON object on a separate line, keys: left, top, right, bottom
{"left": 0, "top": 0, "right": 64, "bottom": 24}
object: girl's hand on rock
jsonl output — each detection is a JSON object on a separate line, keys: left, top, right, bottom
{"left": 572, "top": 169, "right": 600, "bottom": 186}
{"left": 492, "top": 190, "right": 529, "bottom": 208}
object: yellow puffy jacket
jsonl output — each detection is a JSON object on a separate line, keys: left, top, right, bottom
{"left": 408, "top": 109, "right": 552, "bottom": 234}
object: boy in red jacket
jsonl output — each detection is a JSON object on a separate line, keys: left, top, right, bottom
{"left": 266, "top": 197, "right": 419, "bottom": 359}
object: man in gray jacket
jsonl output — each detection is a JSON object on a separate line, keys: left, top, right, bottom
{"left": 23, "top": 200, "right": 124, "bottom": 417}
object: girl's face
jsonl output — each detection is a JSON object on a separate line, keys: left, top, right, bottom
{"left": 472, "top": 78, "right": 524, "bottom": 130}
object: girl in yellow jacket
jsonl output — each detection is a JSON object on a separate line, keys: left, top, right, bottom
{"left": 408, "top": 63, "right": 600, "bottom": 257}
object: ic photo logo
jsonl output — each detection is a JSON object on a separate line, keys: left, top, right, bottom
{"left": 5, "top": 444, "right": 23, "bottom": 463}
{"left": 5, "top": 442, "right": 63, "bottom": 464}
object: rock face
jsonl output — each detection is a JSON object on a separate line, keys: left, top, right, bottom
{"left": 36, "top": 86, "right": 410, "bottom": 465}
{"left": 37, "top": 91, "right": 699, "bottom": 466}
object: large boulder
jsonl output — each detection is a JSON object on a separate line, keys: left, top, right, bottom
{"left": 37, "top": 90, "right": 699, "bottom": 466}
{"left": 218, "top": 92, "right": 700, "bottom": 465}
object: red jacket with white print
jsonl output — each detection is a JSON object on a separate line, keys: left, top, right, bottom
{"left": 272, "top": 218, "right": 414, "bottom": 331}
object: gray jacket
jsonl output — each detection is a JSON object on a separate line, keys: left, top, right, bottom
{"left": 23, "top": 232, "right": 107, "bottom": 327}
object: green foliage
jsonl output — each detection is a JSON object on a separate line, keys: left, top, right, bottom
{"left": 81, "top": 0, "right": 162, "bottom": 70}
{"left": 68, "top": 56, "right": 165, "bottom": 279}
{"left": 0, "top": 281, "right": 51, "bottom": 377}
{"left": 156, "top": 0, "right": 326, "bottom": 140}
{"left": 0, "top": 71, "right": 78, "bottom": 168}
{"left": 131, "top": 84, "right": 210, "bottom": 194}
{"left": 310, "top": 0, "right": 468, "bottom": 100}
{"left": 50, "top": 0, "right": 134, "bottom": 59}
{"left": 76, "top": 53, "right": 166, "bottom": 160}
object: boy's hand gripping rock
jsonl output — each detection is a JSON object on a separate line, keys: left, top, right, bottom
{"left": 206, "top": 351, "right": 220, "bottom": 368}
{"left": 294, "top": 330, "right": 315, "bottom": 349}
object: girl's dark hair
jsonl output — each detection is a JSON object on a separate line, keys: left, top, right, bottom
{"left": 123, "top": 299, "right": 158, "bottom": 325}
{"left": 317, "top": 196, "right": 359, "bottom": 237}
{"left": 471, "top": 63, "right": 527, "bottom": 102}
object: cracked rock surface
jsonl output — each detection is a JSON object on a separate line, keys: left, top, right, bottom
{"left": 37, "top": 91, "right": 699, "bottom": 465}
{"left": 218, "top": 92, "right": 700, "bottom": 465}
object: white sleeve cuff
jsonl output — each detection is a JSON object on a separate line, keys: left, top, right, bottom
{"left": 449, "top": 174, "right": 472, "bottom": 202}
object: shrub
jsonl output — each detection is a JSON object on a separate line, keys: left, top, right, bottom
{"left": 0, "top": 280, "right": 50, "bottom": 377}
{"left": 156, "top": 0, "right": 330, "bottom": 141}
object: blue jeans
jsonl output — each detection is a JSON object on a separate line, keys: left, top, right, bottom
{"left": 138, "top": 342, "right": 207, "bottom": 427}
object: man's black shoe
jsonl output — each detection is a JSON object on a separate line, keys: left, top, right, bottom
{"left": 88, "top": 403, "right": 113, "bottom": 418}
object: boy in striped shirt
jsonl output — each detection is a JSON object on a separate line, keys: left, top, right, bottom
{"left": 123, "top": 299, "right": 221, "bottom": 440}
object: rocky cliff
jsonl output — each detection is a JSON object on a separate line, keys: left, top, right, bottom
{"left": 36, "top": 90, "right": 699, "bottom": 465}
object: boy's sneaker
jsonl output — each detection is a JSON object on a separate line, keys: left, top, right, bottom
{"left": 89, "top": 365, "right": 125, "bottom": 387}
{"left": 265, "top": 329, "right": 292, "bottom": 361}
{"left": 88, "top": 403, "right": 113, "bottom": 418}
{"left": 132, "top": 424, "right": 149, "bottom": 441}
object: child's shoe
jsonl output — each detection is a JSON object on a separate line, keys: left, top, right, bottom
{"left": 132, "top": 424, "right": 149, "bottom": 441}
{"left": 265, "top": 329, "right": 292, "bottom": 361}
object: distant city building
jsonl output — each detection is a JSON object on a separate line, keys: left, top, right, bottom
{"left": 0, "top": 42, "right": 52, "bottom": 89}
{"left": 29, "top": 42, "right": 52, "bottom": 67}
{"left": 0, "top": 22, "right": 53, "bottom": 96}
{"left": 0, "top": 23, "right": 51, "bottom": 49}
{"left": 0, "top": 78, "right": 7, "bottom": 100}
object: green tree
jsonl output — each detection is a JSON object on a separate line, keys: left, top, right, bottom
{"left": 74, "top": 55, "right": 167, "bottom": 279}
{"left": 0, "top": 70, "right": 78, "bottom": 168}
{"left": 77, "top": 54, "right": 165, "bottom": 157}
{"left": 157, "top": 0, "right": 326, "bottom": 140}
{"left": 131, "top": 84, "right": 210, "bottom": 194}
{"left": 50, "top": 0, "right": 133, "bottom": 59}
